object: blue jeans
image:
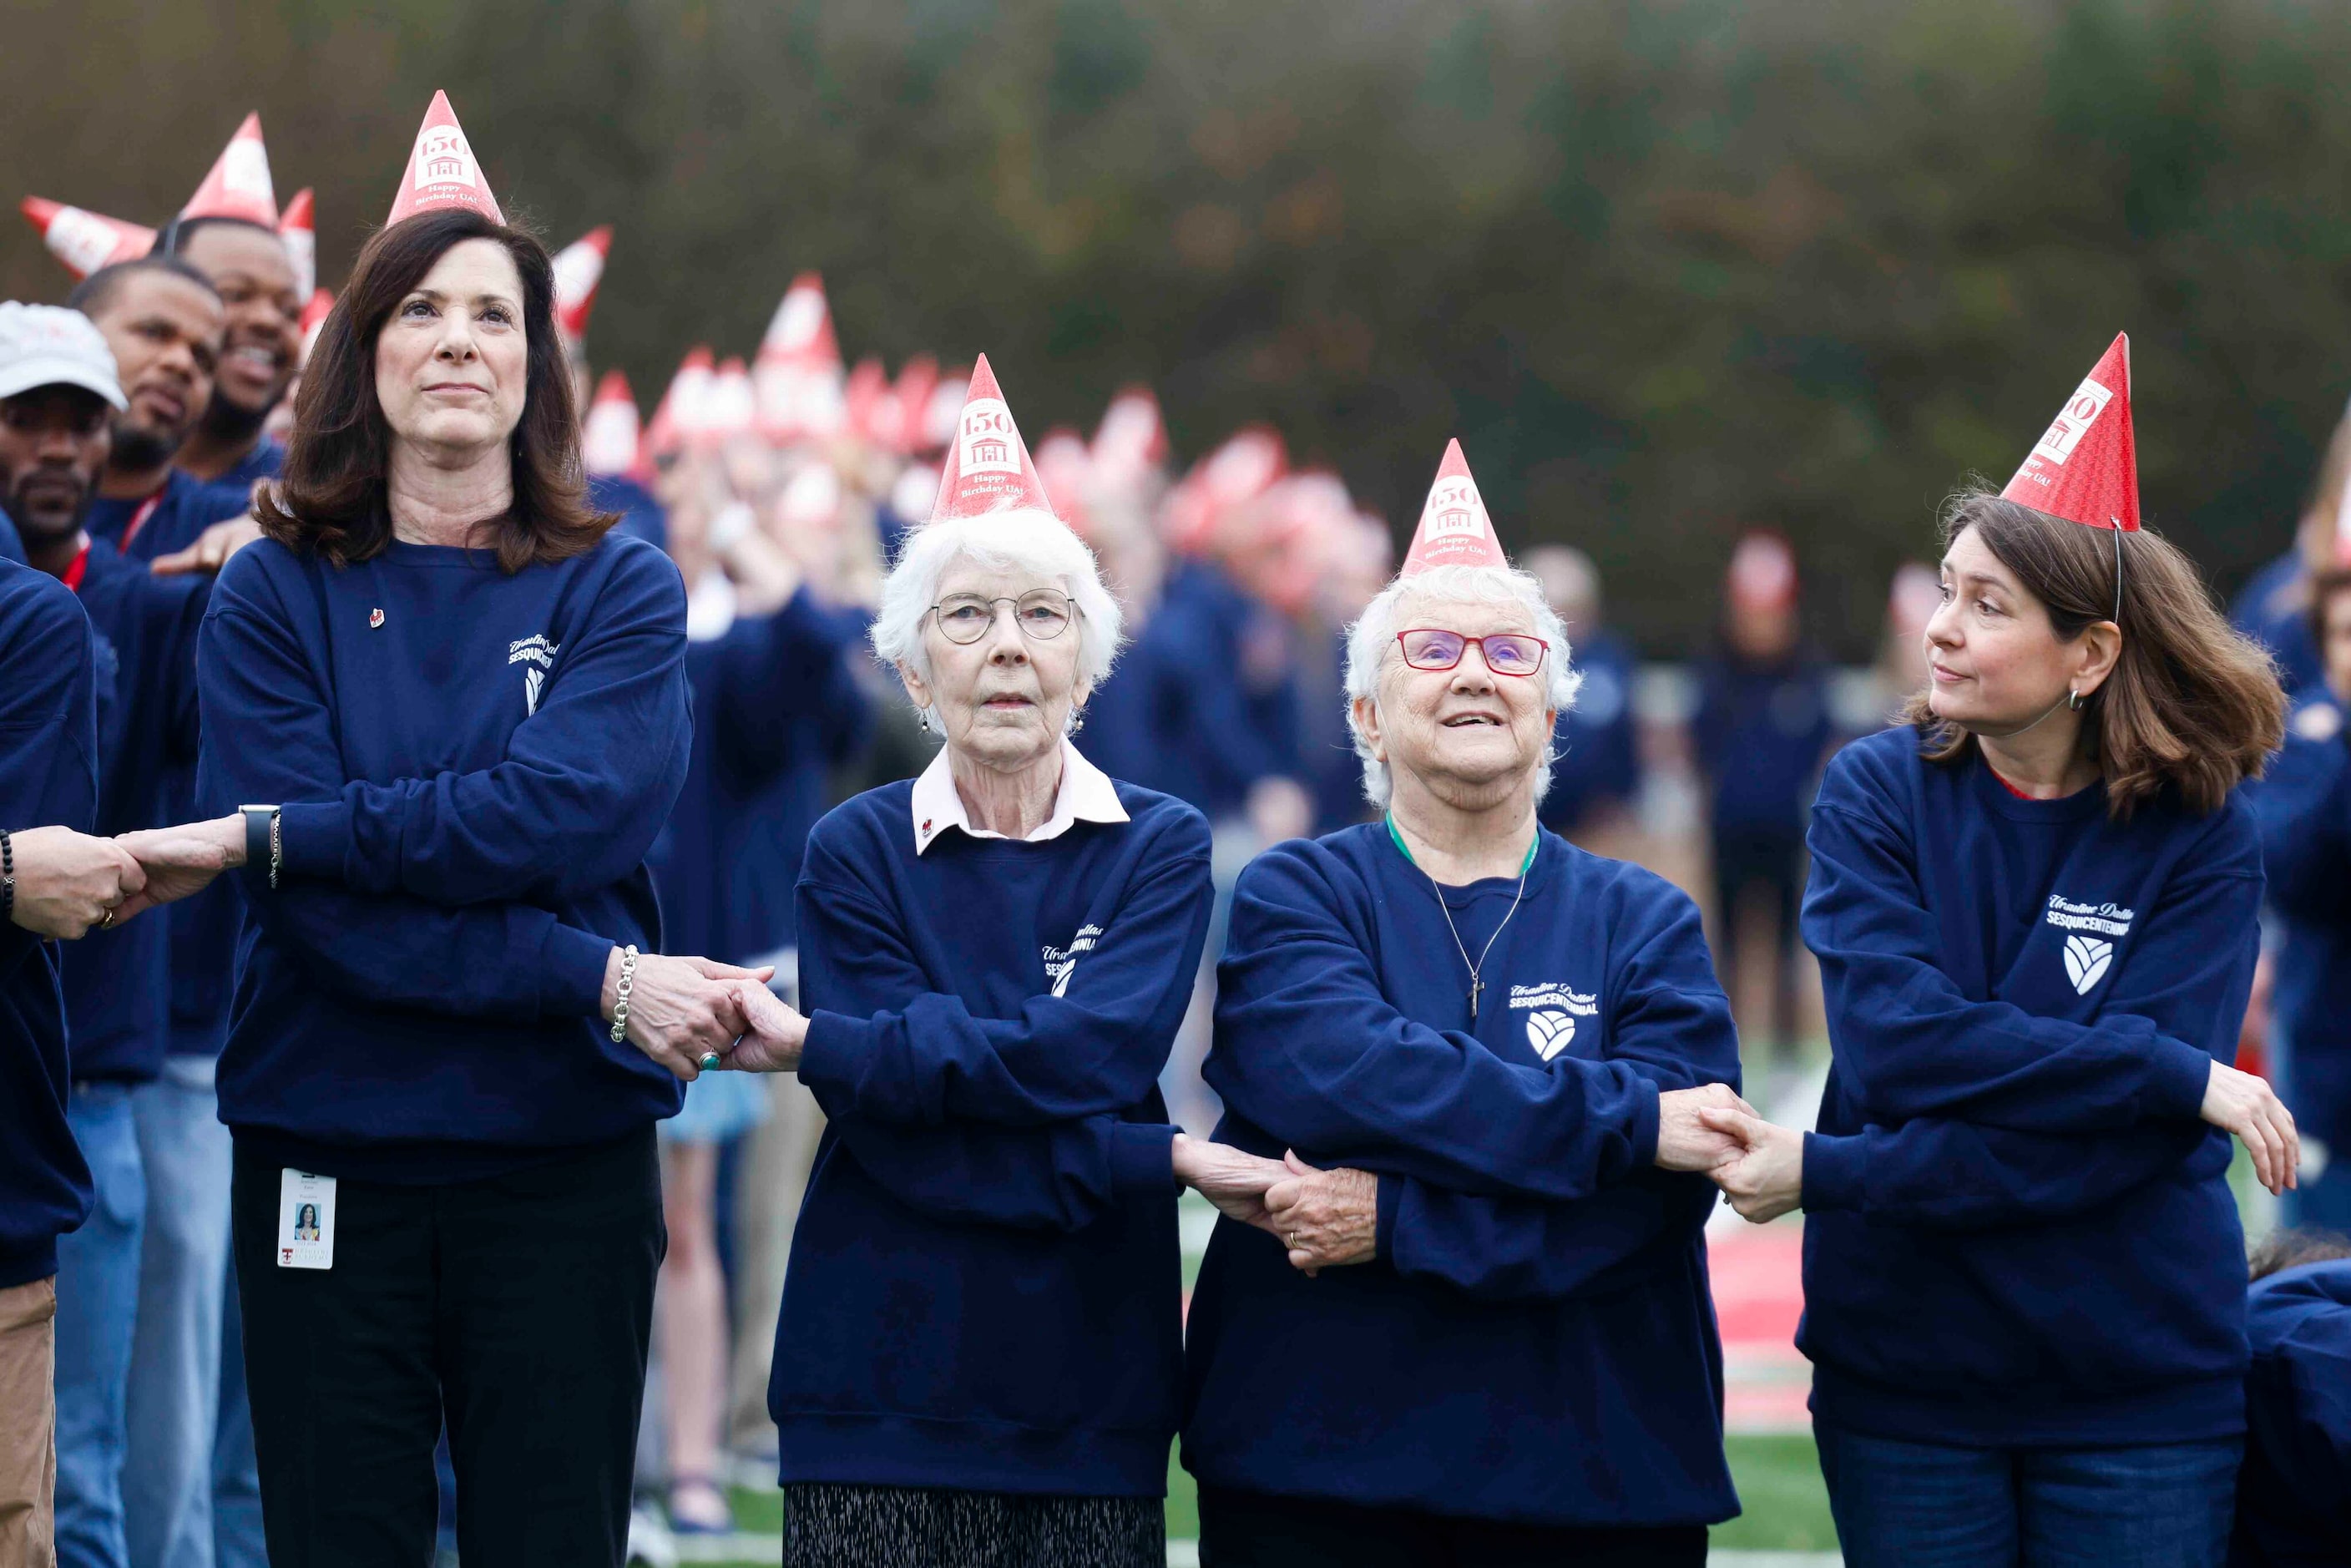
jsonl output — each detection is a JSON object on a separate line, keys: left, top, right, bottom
{"left": 1816, "top": 1422, "right": 2242, "bottom": 1568}
{"left": 213, "top": 1259, "right": 265, "bottom": 1568}
{"left": 54, "top": 1083, "right": 146, "bottom": 1568}
{"left": 123, "top": 1058, "right": 235, "bottom": 1568}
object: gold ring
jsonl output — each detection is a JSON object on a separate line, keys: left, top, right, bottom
{"left": 99, "top": 908, "right": 114, "bottom": 928}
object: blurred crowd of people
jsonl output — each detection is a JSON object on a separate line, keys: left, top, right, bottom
{"left": 5, "top": 96, "right": 2351, "bottom": 1568}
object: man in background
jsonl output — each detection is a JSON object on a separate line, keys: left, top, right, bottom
{"left": 1526, "top": 544, "right": 1641, "bottom": 849}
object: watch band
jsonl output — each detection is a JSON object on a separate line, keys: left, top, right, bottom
{"left": 240, "top": 805, "right": 280, "bottom": 889}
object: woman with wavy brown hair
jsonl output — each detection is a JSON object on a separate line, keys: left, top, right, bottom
{"left": 164, "top": 96, "right": 761, "bottom": 1567}
{"left": 1706, "top": 337, "right": 2293, "bottom": 1568}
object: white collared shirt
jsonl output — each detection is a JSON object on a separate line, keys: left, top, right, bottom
{"left": 910, "top": 739, "right": 1129, "bottom": 855}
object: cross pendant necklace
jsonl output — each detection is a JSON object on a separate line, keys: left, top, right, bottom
{"left": 1387, "top": 816, "right": 1537, "bottom": 1021}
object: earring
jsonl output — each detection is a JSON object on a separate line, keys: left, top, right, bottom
{"left": 2067, "top": 686, "right": 2084, "bottom": 712}
{"left": 918, "top": 708, "right": 937, "bottom": 736}
{"left": 1067, "top": 707, "right": 1087, "bottom": 736}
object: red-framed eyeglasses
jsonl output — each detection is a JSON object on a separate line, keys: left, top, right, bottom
{"left": 1395, "top": 629, "right": 1548, "bottom": 677}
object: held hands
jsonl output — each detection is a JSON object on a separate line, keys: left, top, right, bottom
{"left": 6, "top": 827, "right": 146, "bottom": 938}
{"left": 1170, "top": 1134, "right": 1292, "bottom": 1236}
{"left": 1700, "top": 1108, "right": 1806, "bottom": 1224}
{"left": 1263, "top": 1152, "right": 1379, "bottom": 1277}
{"left": 714, "top": 979, "right": 811, "bottom": 1074}
{"left": 2202, "top": 1060, "right": 2299, "bottom": 1196}
{"left": 111, "top": 816, "right": 242, "bottom": 921}
{"left": 603, "top": 951, "right": 774, "bottom": 1081}
{"left": 1653, "top": 1083, "right": 1759, "bottom": 1171}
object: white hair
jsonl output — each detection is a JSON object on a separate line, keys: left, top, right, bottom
{"left": 1342, "top": 563, "right": 1583, "bottom": 810}
{"left": 871, "top": 508, "right": 1125, "bottom": 728}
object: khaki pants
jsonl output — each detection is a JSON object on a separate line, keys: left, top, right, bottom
{"left": 0, "top": 1276, "right": 58, "bottom": 1568}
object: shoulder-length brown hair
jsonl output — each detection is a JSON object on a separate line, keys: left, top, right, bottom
{"left": 1901, "top": 490, "right": 2284, "bottom": 817}
{"left": 258, "top": 207, "right": 610, "bottom": 573}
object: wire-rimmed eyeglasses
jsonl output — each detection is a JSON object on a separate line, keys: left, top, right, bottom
{"left": 930, "top": 590, "right": 1079, "bottom": 645}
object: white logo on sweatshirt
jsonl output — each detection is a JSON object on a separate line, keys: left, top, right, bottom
{"left": 2046, "top": 895, "right": 2132, "bottom": 994}
{"left": 2062, "top": 935, "right": 2114, "bottom": 996}
{"left": 508, "top": 635, "right": 558, "bottom": 716}
{"left": 1042, "top": 923, "right": 1103, "bottom": 999}
{"left": 1510, "top": 984, "right": 1598, "bottom": 1061}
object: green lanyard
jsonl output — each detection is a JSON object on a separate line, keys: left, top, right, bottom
{"left": 1386, "top": 815, "right": 1539, "bottom": 1017}
{"left": 1384, "top": 815, "right": 1540, "bottom": 877}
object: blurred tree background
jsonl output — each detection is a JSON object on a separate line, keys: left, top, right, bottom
{"left": 10, "top": 0, "right": 2351, "bottom": 655}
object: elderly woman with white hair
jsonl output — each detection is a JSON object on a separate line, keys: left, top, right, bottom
{"left": 717, "top": 361, "right": 1292, "bottom": 1568}
{"left": 1180, "top": 443, "right": 1751, "bottom": 1567}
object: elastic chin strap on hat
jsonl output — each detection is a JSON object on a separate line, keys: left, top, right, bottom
{"left": 1972, "top": 690, "right": 2073, "bottom": 742}
{"left": 2111, "top": 524, "right": 2124, "bottom": 624}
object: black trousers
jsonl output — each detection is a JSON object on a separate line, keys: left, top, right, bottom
{"left": 230, "top": 1129, "right": 665, "bottom": 1568}
{"left": 1197, "top": 1485, "right": 1709, "bottom": 1568}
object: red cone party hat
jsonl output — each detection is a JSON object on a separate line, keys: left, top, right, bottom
{"left": 1034, "top": 427, "right": 1095, "bottom": 536}
{"left": 297, "top": 288, "right": 334, "bottom": 368}
{"left": 1727, "top": 531, "right": 1799, "bottom": 612}
{"left": 552, "top": 226, "right": 612, "bottom": 346}
{"left": 278, "top": 189, "right": 316, "bottom": 299}
{"left": 643, "top": 346, "right": 712, "bottom": 458}
{"left": 2001, "top": 333, "right": 2140, "bottom": 533}
{"left": 1400, "top": 439, "right": 1509, "bottom": 575}
{"left": 892, "top": 355, "right": 942, "bottom": 454}
{"left": 928, "top": 354, "right": 1056, "bottom": 523}
{"left": 386, "top": 92, "right": 503, "bottom": 225}
{"left": 582, "top": 370, "right": 642, "bottom": 478}
{"left": 2333, "top": 455, "right": 2351, "bottom": 568}
{"left": 1091, "top": 385, "right": 1168, "bottom": 484}
{"left": 755, "top": 272, "right": 845, "bottom": 442}
{"left": 21, "top": 199, "right": 154, "bottom": 278}
{"left": 842, "top": 357, "right": 889, "bottom": 445}
{"left": 181, "top": 113, "right": 278, "bottom": 226}
{"left": 707, "top": 357, "right": 756, "bottom": 443}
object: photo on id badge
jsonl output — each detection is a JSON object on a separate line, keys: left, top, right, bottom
{"left": 277, "top": 1168, "right": 337, "bottom": 1269}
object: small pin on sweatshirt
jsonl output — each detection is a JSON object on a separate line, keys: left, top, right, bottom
{"left": 368, "top": 608, "right": 385, "bottom": 628}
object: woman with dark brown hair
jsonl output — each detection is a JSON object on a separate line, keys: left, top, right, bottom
{"left": 1704, "top": 337, "right": 2293, "bottom": 1568}
{"left": 162, "top": 96, "right": 761, "bottom": 1567}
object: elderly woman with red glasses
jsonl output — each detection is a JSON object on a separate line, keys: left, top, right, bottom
{"left": 1179, "top": 443, "right": 1752, "bottom": 1568}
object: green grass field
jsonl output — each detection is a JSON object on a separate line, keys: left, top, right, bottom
{"left": 709, "top": 1432, "right": 1838, "bottom": 1561}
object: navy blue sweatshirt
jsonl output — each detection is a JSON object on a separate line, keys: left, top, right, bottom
{"left": 2249, "top": 693, "right": 2351, "bottom": 1156}
{"left": 771, "top": 779, "right": 1212, "bottom": 1496}
{"left": 55, "top": 541, "right": 208, "bottom": 1082}
{"left": 1128, "top": 559, "right": 1300, "bottom": 817}
{"left": 196, "top": 530, "right": 692, "bottom": 1182}
{"left": 1541, "top": 629, "right": 1641, "bottom": 834}
{"left": 1798, "top": 726, "right": 2257, "bottom": 1447}
{"left": 0, "top": 507, "right": 22, "bottom": 563}
{"left": 0, "top": 559, "right": 99, "bottom": 1287}
{"left": 212, "top": 438, "right": 284, "bottom": 496}
{"left": 589, "top": 473, "right": 667, "bottom": 552}
{"left": 1185, "top": 825, "right": 1742, "bottom": 1528}
{"left": 88, "top": 468, "right": 255, "bottom": 563}
{"left": 645, "top": 588, "right": 868, "bottom": 964}
{"left": 2232, "top": 1260, "right": 2351, "bottom": 1566}
{"left": 1692, "top": 645, "right": 1833, "bottom": 839}
{"left": 94, "top": 469, "right": 259, "bottom": 1060}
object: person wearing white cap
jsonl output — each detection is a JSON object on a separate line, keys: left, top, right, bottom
{"left": 0, "top": 301, "right": 235, "bottom": 1568}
